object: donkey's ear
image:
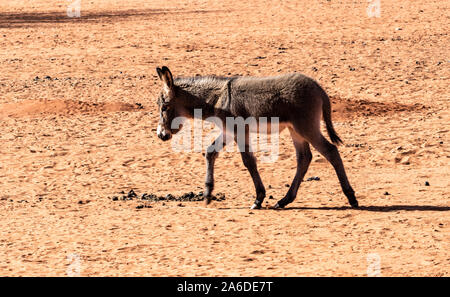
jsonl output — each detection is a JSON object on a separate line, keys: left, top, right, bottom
{"left": 156, "top": 67, "right": 163, "bottom": 80}
{"left": 157, "top": 66, "right": 174, "bottom": 90}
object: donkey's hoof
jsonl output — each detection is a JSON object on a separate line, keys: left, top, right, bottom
{"left": 273, "top": 203, "right": 284, "bottom": 209}
{"left": 350, "top": 200, "right": 359, "bottom": 208}
{"left": 204, "top": 197, "right": 212, "bottom": 206}
{"left": 250, "top": 203, "right": 262, "bottom": 210}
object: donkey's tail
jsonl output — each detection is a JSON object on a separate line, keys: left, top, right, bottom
{"left": 320, "top": 87, "right": 343, "bottom": 145}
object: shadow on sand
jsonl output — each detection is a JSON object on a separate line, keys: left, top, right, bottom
{"left": 274, "top": 205, "right": 450, "bottom": 212}
{"left": 0, "top": 9, "right": 227, "bottom": 28}
{"left": 218, "top": 205, "right": 450, "bottom": 212}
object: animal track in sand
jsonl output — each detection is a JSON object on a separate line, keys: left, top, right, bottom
{"left": 0, "top": 99, "right": 144, "bottom": 118}
{"left": 330, "top": 96, "right": 427, "bottom": 121}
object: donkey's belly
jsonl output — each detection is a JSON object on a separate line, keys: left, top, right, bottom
{"left": 248, "top": 121, "right": 291, "bottom": 134}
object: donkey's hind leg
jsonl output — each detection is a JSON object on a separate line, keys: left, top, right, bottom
{"left": 306, "top": 133, "right": 358, "bottom": 208}
{"left": 274, "top": 129, "right": 312, "bottom": 209}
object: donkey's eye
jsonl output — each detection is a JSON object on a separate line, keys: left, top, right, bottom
{"left": 161, "top": 105, "right": 168, "bottom": 112}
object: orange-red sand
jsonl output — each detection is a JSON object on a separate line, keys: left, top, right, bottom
{"left": 0, "top": 0, "right": 448, "bottom": 276}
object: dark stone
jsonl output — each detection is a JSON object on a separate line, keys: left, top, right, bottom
{"left": 127, "top": 189, "right": 137, "bottom": 198}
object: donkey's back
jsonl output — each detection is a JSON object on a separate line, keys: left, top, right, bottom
{"left": 228, "top": 73, "right": 325, "bottom": 121}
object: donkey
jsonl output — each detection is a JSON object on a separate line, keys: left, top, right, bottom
{"left": 155, "top": 66, "right": 358, "bottom": 209}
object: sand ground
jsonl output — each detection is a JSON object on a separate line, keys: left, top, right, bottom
{"left": 0, "top": 0, "right": 448, "bottom": 276}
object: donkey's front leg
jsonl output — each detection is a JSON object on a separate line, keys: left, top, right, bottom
{"left": 240, "top": 150, "right": 266, "bottom": 209}
{"left": 204, "top": 134, "right": 226, "bottom": 205}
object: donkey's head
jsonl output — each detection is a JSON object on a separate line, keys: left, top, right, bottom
{"left": 155, "top": 66, "right": 185, "bottom": 141}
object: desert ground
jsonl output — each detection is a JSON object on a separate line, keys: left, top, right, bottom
{"left": 0, "top": 0, "right": 448, "bottom": 276}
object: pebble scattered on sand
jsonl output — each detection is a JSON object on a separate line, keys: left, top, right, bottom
{"left": 136, "top": 204, "right": 152, "bottom": 209}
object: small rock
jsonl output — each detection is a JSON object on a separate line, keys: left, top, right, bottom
{"left": 112, "top": 196, "right": 119, "bottom": 201}
{"left": 127, "top": 189, "right": 137, "bottom": 199}
{"left": 425, "top": 181, "right": 430, "bottom": 186}
{"left": 400, "top": 156, "right": 411, "bottom": 165}
{"left": 285, "top": 184, "right": 290, "bottom": 187}
{"left": 384, "top": 191, "right": 390, "bottom": 195}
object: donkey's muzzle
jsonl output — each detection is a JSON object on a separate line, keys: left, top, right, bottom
{"left": 158, "top": 133, "right": 172, "bottom": 141}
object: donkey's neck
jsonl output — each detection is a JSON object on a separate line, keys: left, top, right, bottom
{"left": 174, "top": 76, "right": 231, "bottom": 119}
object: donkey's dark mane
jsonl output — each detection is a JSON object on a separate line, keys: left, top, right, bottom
{"left": 174, "top": 76, "right": 238, "bottom": 89}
